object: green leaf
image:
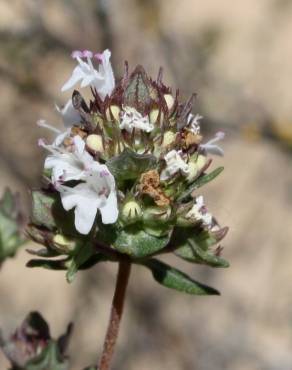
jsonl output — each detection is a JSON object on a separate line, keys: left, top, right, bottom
{"left": 113, "top": 227, "right": 170, "bottom": 258}
{"left": 173, "top": 228, "right": 229, "bottom": 268}
{"left": 26, "top": 258, "right": 69, "bottom": 271}
{"left": 31, "top": 191, "right": 81, "bottom": 238}
{"left": 177, "top": 167, "right": 224, "bottom": 202}
{"left": 176, "top": 240, "right": 229, "bottom": 268}
{"left": 106, "top": 148, "right": 156, "bottom": 184}
{"left": 143, "top": 259, "right": 219, "bottom": 295}
{"left": 31, "top": 191, "right": 57, "bottom": 230}
{"left": 172, "top": 228, "right": 216, "bottom": 251}
{"left": 0, "top": 189, "right": 25, "bottom": 263}
{"left": 97, "top": 222, "right": 171, "bottom": 258}
{"left": 66, "top": 243, "right": 95, "bottom": 283}
{"left": 26, "top": 341, "right": 69, "bottom": 370}
{"left": 0, "top": 188, "right": 15, "bottom": 215}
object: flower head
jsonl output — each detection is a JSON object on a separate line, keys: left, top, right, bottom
{"left": 30, "top": 50, "right": 228, "bottom": 284}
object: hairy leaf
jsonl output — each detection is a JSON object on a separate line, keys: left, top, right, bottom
{"left": 173, "top": 227, "right": 229, "bottom": 267}
{"left": 113, "top": 227, "right": 170, "bottom": 258}
{"left": 143, "top": 259, "right": 219, "bottom": 295}
{"left": 31, "top": 191, "right": 57, "bottom": 230}
{"left": 106, "top": 148, "right": 156, "bottom": 184}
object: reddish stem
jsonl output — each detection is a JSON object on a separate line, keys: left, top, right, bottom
{"left": 98, "top": 260, "right": 131, "bottom": 370}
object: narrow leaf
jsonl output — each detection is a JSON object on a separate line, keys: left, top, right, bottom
{"left": 143, "top": 259, "right": 219, "bottom": 295}
{"left": 26, "top": 258, "right": 68, "bottom": 270}
{"left": 177, "top": 167, "right": 224, "bottom": 202}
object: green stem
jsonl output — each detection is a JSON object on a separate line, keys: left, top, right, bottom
{"left": 98, "top": 260, "right": 131, "bottom": 370}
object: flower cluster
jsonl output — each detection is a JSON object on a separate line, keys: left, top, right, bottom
{"left": 28, "top": 49, "right": 228, "bottom": 288}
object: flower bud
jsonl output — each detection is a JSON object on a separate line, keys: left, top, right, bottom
{"left": 196, "top": 154, "right": 207, "bottom": 171}
{"left": 164, "top": 94, "right": 175, "bottom": 110}
{"left": 149, "top": 109, "right": 164, "bottom": 124}
{"left": 86, "top": 134, "right": 104, "bottom": 153}
{"left": 143, "top": 206, "right": 171, "bottom": 225}
{"left": 53, "top": 234, "right": 77, "bottom": 253}
{"left": 186, "top": 161, "right": 198, "bottom": 182}
{"left": 122, "top": 200, "right": 142, "bottom": 222}
{"left": 186, "top": 154, "right": 207, "bottom": 182}
{"left": 162, "top": 130, "right": 176, "bottom": 147}
{"left": 105, "top": 105, "right": 121, "bottom": 121}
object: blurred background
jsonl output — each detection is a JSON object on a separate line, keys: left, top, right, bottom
{"left": 1, "top": 0, "right": 292, "bottom": 369}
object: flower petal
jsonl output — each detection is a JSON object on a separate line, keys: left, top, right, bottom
{"left": 61, "top": 66, "right": 84, "bottom": 92}
{"left": 56, "top": 99, "right": 81, "bottom": 127}
{"left": 60, "top": 184, "right": 101, "bottom": 234}
{"left": 99, "top": 191, "right": 119, "bottom": 224}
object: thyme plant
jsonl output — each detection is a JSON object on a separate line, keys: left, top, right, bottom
{"left": 2, "top": 49, "right": 229, "bottom": 370}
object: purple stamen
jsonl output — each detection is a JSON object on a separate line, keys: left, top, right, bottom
{"left": 94, "top": 53, "right": 103, "bottom": 62}
{"left": 82, "top": 50, "right": 93, "bottom": 58}
{"left": 215, "top": 131, "right": 225, "bottom": 140}
{"left": 38, "top": 138, "right": 46, "bottom": 147}
{"left": 71, "top": 50, "right": 83, "bottom": 59}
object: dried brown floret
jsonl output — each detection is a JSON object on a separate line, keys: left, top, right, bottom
{"left": 139, "top": 170, "right": 170, "bottom": 207}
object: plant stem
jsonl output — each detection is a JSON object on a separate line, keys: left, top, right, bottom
{"left": 98, "top": 260, "right": 131, "bottom": 370}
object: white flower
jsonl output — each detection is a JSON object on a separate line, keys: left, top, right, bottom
{"left": 120, "top": 106, "right": 154, "bottom": 133}
{"left": 61, "top": 49, "right": 115, "bottom": 100}
{"left": 43, "top": 135, "right": 94, "bottom": 184}
{"left": 186, "top": 196, "right": 213, "bottom": 228}
{"left": 56, "top": 99, "right": 81, "bottom": 127}
{"left": 160, "top": 150, "right": 190, "bottom": 181}
{"left": 200, "top": 131, "right": 225, "bottom": 156}
{"left": 187, "top": 113, "right": 203, "bottom": 134}
{"left": 58, "top": 165, "right": 118, "bottom": 234}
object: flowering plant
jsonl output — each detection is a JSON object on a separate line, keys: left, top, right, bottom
{"left": 26, "top": 49, "right": 229, "bottom": 369}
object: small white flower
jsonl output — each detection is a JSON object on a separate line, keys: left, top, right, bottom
{"left": 160, "top": 150, "right": 190, "bottom": 181}
{"left": 186, "top": 196, "right": 213, "bottom": 228}
{"left": 200, "top": 131, "right": 225, "bottom": 156}
{"left": 56, "top": 99, "right": 81, "bottom": 127}
{"left": 58, "top": 165, "right": 118, "bottom": 234}
{"left": 120, "top": 106, "right": 154, "bottom": 133}
{"left": 187, "top": 113, "right": 203, "bottom": 134}
{"left": 43, "top": 136, "right": 94, "bottom": 184}
{"left": 61, "top": 49, "right": 115, "bottom": 100}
